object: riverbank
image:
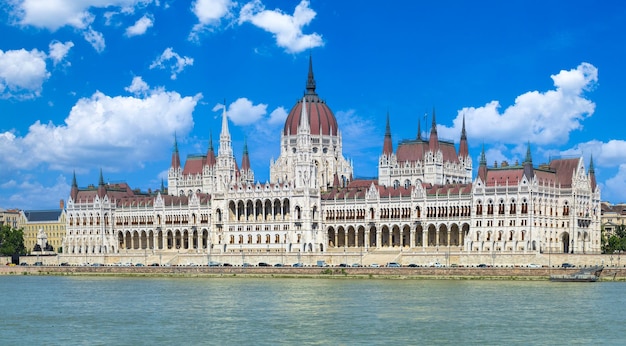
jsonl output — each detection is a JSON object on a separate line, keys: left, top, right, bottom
{"left": 2, "top": 265, "right": 626, "bottom": 281}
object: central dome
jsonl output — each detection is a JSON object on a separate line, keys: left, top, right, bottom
{"left": 283, "top": 57, "right": 338, "bottom": 136}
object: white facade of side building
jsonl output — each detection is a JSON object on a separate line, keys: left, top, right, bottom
{"left": 62, "top": 61, "right": 602, "bottom": 260}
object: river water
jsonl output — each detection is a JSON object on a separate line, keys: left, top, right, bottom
{"left": 1, "top": 276, "right": 623, "bottom": 345}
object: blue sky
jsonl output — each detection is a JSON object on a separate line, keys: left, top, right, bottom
{"left": 1, "top": 0, "right": 626, "bottom": 210}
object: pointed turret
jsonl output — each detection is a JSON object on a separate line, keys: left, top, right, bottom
{"left": 417, "top": 116, "right": 422, "bottom": 140}
{"left": 241, "top": 138, "right": 251, "bottom": 171}
{"left": 382, "top": 112, "right": 393, "bottom": 156}
{"left": 70, "top": 170, "right": 79, "bottom": 200}
{"left": 97, "top": 168, "right": 106, "bottom": 198}
{"left": 478, "top": 144, "right": 488, "bottom": 182}
{"left": 171, "top": 134, "right": 181, "bottom": 169}
{"left": 160, "top": 179, "right": 165, "bottom": 193}
{"left": 306, "top": 53, "right": 316, "bottom": 95}
{"left": 589, "top": 155, "right": 597, "bottom": 191}
{"left": 298, "top": 96, "right": 310, "bottom": 133}
{"left": 458, "top": 114, "right": 469, "bottom": 157}
{"left": 429, "top": 108, "right": 439, "bottom": 152}
{"left": 206, "top": 131, "right": 216, "bottom": 167}
{"left": 523, "top": 142, "right": 534, "bottom": 180}
{"left": 220, "top": 102, "right": 230, "bottom": 138}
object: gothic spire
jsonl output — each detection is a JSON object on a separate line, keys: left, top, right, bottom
{"left": 241, "top": 137, "right": 251, "bottom": 171}
{"left": 429, "top": 107, "right": 439, "bottom": 152}
{"left": 221, "top": 101, "right": 230, "bottom": 137}
{"left": 299, "top": 96, "right": 310, "bottom": 133}
{"left": 417, "top": 116, "right": 422, "bottom": 140}
{"left": 206, "top": 130, "right": 216, "bottom": 167}
{"left": 70, "top": 170, "right": 79, "bottom": 200}
{"left": 306, "top": 53, "right": 316, "bottom": 95}
{"left": 478, "top": 144, "right": 488, "bottom": 182}
{"left": 383, "top": 112, "right": 393, "bottom": 155}
{"left": 524, "top": 142, "right": 533, "bottom": 164}
{"left": 171, "top": 134, "right": 181, "bottom": 169}
{"left": 523, "top": 142, "right": 534, "bottom": 180}
{"left": 459, "top": 114, "right": 469, "bottom": 157}
{"left": 589, "top": 155, "right": 597, "bottom": 191}
{"left": 97, "top": 168, "right": 106, "bottom": 198}
{"left": 98, "top": 168, "right": 104, "bottom": 186}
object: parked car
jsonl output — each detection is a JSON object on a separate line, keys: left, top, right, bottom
{"left": 407, "top": 263, "right": 418, "bottom": 267}
{"left": 431, "top": 262, "right": 443, "bottom": 267}
{"left": 561, "top": 263, "right": 575, "bottom": 268}
{"left": 351, "top": 263, "right": 361, "bottom": 267}
{"left": 34, "top": 261, "right": 43, "bottom": 266}
{"left": 242, "top": 262, "right": 252, "bottom": 267}
{"left": 338, "top": 263, "right": 349, "bottom": 267}
{"left": 208, "top": 261, "right": 221, "bottom": 267}
{"left": 477, "top": 263, "right": 488, "bottom": 268}
{"left": 370, "top": 263, "right": 380, "bottom": 268}
{"left": 386, "top": 262, "right": 401, "bottom": 267}
{"left": 258, "top": 262, "right": 270, "bottom": 267}
{"left": 274, "top": 263, "right": 284, "bottom": 267}
{"left": 292, "top": 263, "right": 303, "bottom": 267}
{"left": 527, "top": 263, "right": 541, "bottom": 268}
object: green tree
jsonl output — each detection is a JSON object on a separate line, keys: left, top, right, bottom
{"left": 0, "top": 224, "right": 26, "bottom": 256}
{"left": 602, "top": 224, "right": 626, "bottom": 254}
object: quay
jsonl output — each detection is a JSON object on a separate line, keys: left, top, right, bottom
{"left": 2, "top": 265, "right": 626, "bottom": 281}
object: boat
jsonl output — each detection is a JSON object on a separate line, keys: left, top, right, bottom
{"left": 550, "top": 266, "right": 603, "bottom": 282}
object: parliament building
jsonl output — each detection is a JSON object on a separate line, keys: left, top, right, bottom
{"left": 62, "top": 58, "right": 602, "bottom": 266}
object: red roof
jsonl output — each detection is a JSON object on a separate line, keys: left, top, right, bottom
{"left": 396, "top": 139, "right": 460, "bottom": 163}
{"left": 182, "top": 155, "right": 206, "bottom": 176}
{"left": 284, "top": 95, "right": 338, "bottom": 136}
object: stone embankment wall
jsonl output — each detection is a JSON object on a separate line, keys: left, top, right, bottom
{"left": 2, "top": 265, "right": 625, "bottom": 281}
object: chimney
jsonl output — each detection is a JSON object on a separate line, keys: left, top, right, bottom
{"left": 60, "top": 199, "right": 65, "bottom": 209}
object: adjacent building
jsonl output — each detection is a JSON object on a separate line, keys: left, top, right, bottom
{"left": 19, "top": 204, "right": 66, "bottom": 253}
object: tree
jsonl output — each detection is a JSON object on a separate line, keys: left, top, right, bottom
{"left": 0, "top": 224, "right": 26, "bottom": 256}
{"left": 602, "top": 224, "right": 626, "bottom": 254}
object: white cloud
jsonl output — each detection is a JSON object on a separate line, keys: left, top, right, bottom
{"left": 48, "top": 40, "right": 74, "bottom": 66}
{"left": 223, "top": 98, "right": 267, "bottom": 125}
{"left": 125, "top": 15, "right": 153, "bottom": 36}
{"left": 125, "top": 76, "right": 150, "bottom": 96}
{"left": 267, "top": 106, "right": 288, "bottom": 125}
{"left": 9, "top": 0, "right": 149, "bottom": 31}
{"left": 561, "top": 139, "right": 626, "bottom": 169}
{"left": 189, "top": 0, "right": 236, "bottom": 41}
{"left": 0, "top": 47, "right": 50, "bottom": 99}
{"left": 149, "top": 48, "right": 194, "bottom": 80}
{"left": 0, "top": 174, "right": 70, "bottom": 210}
{"left": 604, "top": 164, "right": 626, "bottom": 203}
{"left": 239, "top": 0, "right": 324, "bottom": 53}
{"left": 0, "top": 78, "right": 201, "bottom": 176}
{"left": 83, "top": 26, "right": 106, "bottom": 52}
{"left": 439, "top": 62, "right": 598, "bottom": 147}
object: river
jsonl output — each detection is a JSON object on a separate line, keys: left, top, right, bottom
{"left": 1, "top": 276, "right": 623, "bottom": 345}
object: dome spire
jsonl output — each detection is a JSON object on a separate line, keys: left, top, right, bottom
{"left": 306, "top": 53, "right": 316, "bottom": 95}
